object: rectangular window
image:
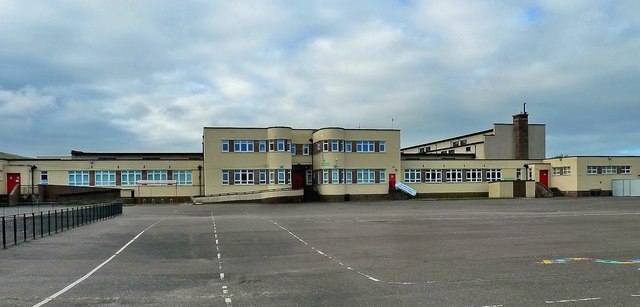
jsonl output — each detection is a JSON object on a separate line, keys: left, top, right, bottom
{"left": 259, "top": 170, "right": 267, "bottom": 184}
{"left": 69, "top": 171, "right": 90, "bottom": 186}
{"left": 486, "top": 169, "right": 502, "bottom": 182}
{"left": 306, "top": 170, "right": 313, "bottom": 185}
{"left": 553, "top": 167, "right": 562, "bottom": 176}
{"left": 302, "top": 144, "right": 310, "bottom": 155}
{"left": 323, "top": 169, "right": 329, "bottom": 184}
{"left": 221, "top": 170, "right": 229, "bottom": 185}
{"left": 404, "top": 169, "right": 421, "bottom": 183}
{"left": 269, "top": 170, "right": 275, "bottom": 184}
{"left": 173, "top": 170, "right": 193, "bottom": 185}
{"left": 331, "top": 140, "right": 339, "bottom": 152}
{"left": 357, "top": 169, "right": 375, "bottom": 184}
{"left": 291, "top": 144, "right": 296, "bottom": 155}
{"left": 259, "top": 140, "right": 267, "bottom": 152}
{"left": 466, "top": 169, "right": 482, "bottom": 182}
{"left": 278, "top": 169, "right": 286, "bottom": 184}
{"left": 269, "top": 140, "right": 275, "bottom": 151}
{"left": 562, "top": 167, "right": 571, "bottom": 175}
{"left": 345, "top": 169, "right": 352, "bottom": 184}
{"left": 332, "top": 169, "right": 339, "bottom": 184}
{"left": 587, "top": 166, "right": 598, "bottom": 174}
{"left": 147, "top": 170, "right": 168, "bottom": 181}
{"left": 234, "top": 140, "right": 254, "bottom": 152}
{"left": 121, "top": 170, "right": 142, "bottom": 186}
{"left": 323, "top": 140, "right": 329, "bottom": 152}
{"left": 446, "top": 169, "right": 463, "bottom": 182}
{"left": 345, "top": 141, "right": 352, "bottom": 152}
{"left": 234, "top": 170, "right": 254, "bottom": 185}
{"left": 516, "top": 169, "right": 523, "bottom": 180}
{"left": 380, "top": 170, "right": 386, "bottom": 183}
{"left": 40, "top": 171, "right": 48, "bottom": 185}
{"left": 221, "top": 140, "right": 229, "bottom": 152}
{"left": 379, "top": 141, "right": 386, "bottom": 152}
{"left": 277, "top": 139, "right": 285, "bottom": 151}
{"left": 356, "top": 141, "right": 375, "bottom": 152}
{"left": 602, "top": 166, "right": 617, "bottom": 174}
{"left": 620, "top": 166, "right": 631, "bottom": 174}
{"left": 95, "top": 170, "right": 116, "bottom": 186}
{"left": 424, "top": 169, "right": 442, "bottom": 183}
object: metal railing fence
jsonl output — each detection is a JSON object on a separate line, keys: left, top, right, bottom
{"left": 1, "top": 202, "right": 123, "bottom": 249}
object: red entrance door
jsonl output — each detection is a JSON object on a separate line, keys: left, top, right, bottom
{"left": 7, "top": 173, "right": 21, "bottom": 195}
{"left": 292, "top": 170, "right": 304, "bottom": 190}
{"left": 388, "top": 173, "right": 396, "bottom": 191}
{"left": 539, "top": 170, "right": 549, "bottom": 188}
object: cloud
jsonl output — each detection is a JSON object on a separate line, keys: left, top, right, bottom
{"left": 0, "top": 86, "right": 55, "bottom": 115}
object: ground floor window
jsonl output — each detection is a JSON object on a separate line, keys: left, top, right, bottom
{"left": 147, "top": 170, "right": 168, "bottom": 181}
{"left": 424, "top": 169, "right": 442, "bottom": 183}
{"left": 466, "top": 169, "right": 482, "bottom": 182}
{"left": 122, "top": 170, "right": 142, "bottom": 186}
{"left": 173, "top": 170, "right": 193, "bottom": 185}
{"left": 486, "top": 169, "right": 502, "bottom": 182}
{"left": 68, "top": 171, "right": 89, "bottom": 186}
{"left": 404, "top": 169, "right": 421, "bottom": 183}
{"left": 95, "top": 170, "right": 116, "bottom": 186}
{"left": 357, "top": 169, "right": 375, "bottom": 184}
{"left": 446, "top": 169, "right": 463, "bottom": 182}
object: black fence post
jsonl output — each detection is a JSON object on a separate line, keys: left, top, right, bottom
{"left": 13, "top": 215, "right": 17, "bottom": 245}
{"left": 23, "top": 214, "right": 27, "bottom": 242}
{"left": 67, "top": 208, "right": 70, "bottom": 230}
{"left": 54, "top": 210, "right": 58, "bottom": 234}
{"left": 47, "top": 211, "right": 51, "bottom": 235}
{"left": 2, "top": 216, "right": 5, "bottom": 249}
{"left": 40, "top": 211, "right": 44, "bottom": 238}
{"left": 32, "top": 212, "right": 36, "bottom": 240}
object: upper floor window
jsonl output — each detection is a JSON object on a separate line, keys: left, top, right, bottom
{"left": 234, "top": 140, "right": 254, "bottom": 152}
{"left": 356, "top": 141, "right": 375, "bottom": 152}
{"left": 323, "top": 140, "right": 329, "bottom": 152}
{"left": 332, "top": 140, "right": 339, "bottom": 152}
{"left": 95, "top": 171, "right": 116, "bottom": 186}
{"left": 269, "top": 140, "right": 275, "bottom": 151}
{"left": 40, "top": 171, "right": 48, "bottom": 185}
{"left": 379, "top": 141, "right": 386, "bottom": 152}
{"left": 345, "top": 141, "right": 352, "bottom": 152}
{"left": 302, "top": 144, "right": 310, "bottom": 155}
{"left": 259, "top": 140, "right": 267, "bottom": 152}
{"left": 291, "top": 144, "right": 296, "bottom": 155}
{"left": 620, "top": 166, "right": 631, "bottom": 174}
{"left": 68, "top": 171, "right": 89, "bottom": 186}
{"left": 602, "top": 166, "right": 617, "bottom": 175}
{"left": 221, "top": 140, "right": 229, "bottom": 152}
{"left": 121, "top": 170, "right": 142, "bottom": 186}
{"left": 587, "top": 166, "right": 598, "bottom": 174}
{"left": 173, "top": 170, "right": 193, "bottom": 185}
{"left": 277, "top": 139, "right": 285, "bottom": 151}
{"left": 147, "top": 170, "right": 168, "bottom": 181}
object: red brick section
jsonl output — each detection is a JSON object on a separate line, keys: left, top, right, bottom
{"left": 512, "top": 113, "right": 529, "bottom": 159}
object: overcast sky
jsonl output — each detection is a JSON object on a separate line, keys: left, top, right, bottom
{"left": 1, "top": 1, "right": 638, "bottom": 158}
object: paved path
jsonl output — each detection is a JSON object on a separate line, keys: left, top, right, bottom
{"left": 1, "top": 197, "right": 640, "bottom": 306}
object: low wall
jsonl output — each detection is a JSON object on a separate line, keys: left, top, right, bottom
{"left": 39, "top": 185, "right": 121, "bottom": 203}
{"left": 193, "top": 189, "right": 303, "bottom": 204}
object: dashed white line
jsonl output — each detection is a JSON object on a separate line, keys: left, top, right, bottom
{"left": 213, "top": 211, "right": 232, "bottom": 306}
{"left": 545, "top": 297, "right": 602, "bottom": 304}
{"left": 33, "top": 219, "right": 165, "bottom": 307}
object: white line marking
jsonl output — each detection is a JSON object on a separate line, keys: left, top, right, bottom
{"left": 220, "top": 273, "right": 225, "bottom": 280}
{"left": 632, "top": 294, "right": 640, "bottom": 297}
{"left": 218, "top": 253, "right": 221, "bottom": 259}
{"left": 216, "top": 239, "right": 219, "bottom": 245}
{"left": 33, "top": 219, "right": 164, "bottom": 307}
{"left": 225, "top": 298, "right": 232, "bottom": 303}
{"left": 545, "top": 297, "right": 602, "bottom": 304}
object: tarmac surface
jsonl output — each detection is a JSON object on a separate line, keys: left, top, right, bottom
{"left": 1, "top": 197, "right": 640, "bottom": 306}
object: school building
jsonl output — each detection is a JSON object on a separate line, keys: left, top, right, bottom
{"left": 1, "top": 112, "right": 639, "bottom": 204}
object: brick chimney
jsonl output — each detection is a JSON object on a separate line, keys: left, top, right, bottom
{"left": 513, "top": 112, "right": 529, "bottom": 159}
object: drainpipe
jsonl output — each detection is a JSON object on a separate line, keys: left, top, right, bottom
{"left": 198, "top": 165, "right": 203, "bottom": 196}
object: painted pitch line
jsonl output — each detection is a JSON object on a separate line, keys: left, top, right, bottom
{"left": 212, "top": 211, "right": 232, "bottom": 306}
{"left": 545, "top": 297, "right": 602, "bottom": 304}
{"left": 33, "top": 219, "right": 165, "bottom": 307}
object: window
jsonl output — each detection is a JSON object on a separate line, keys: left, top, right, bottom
{"left": 379, "top": 141, "right": 386, "bottom": 152}
{"left": 516, "top": 169, "right": 523, "bottom": 180}
{"left": 147, "top": 170, "right": 168, "bottom": 181}
{"left": 40, "top": 171, "right": 48, "bottom": 185}
{"left": 234, "top": 140, "right": 254, "bottom": 152}
{"left": 173, "top": 170, "right": 193, "bottom": 185}
{"left": 121, "top": 170, "right": 142, "bottom": 186}
{"left": 602, "top": 166, "right": 617, "bottom": 175}
{"left": 425, "top": 146, "right": 431, "bottom": 151}
{"left": 291, "top": 144, "right": 296, "bottom": 155}
{"left": 621, "top": 166, "right": 631, "bottom": 174}
{"left": 306, "top": 170, "right": 313, "bottom": 185}
{"left": 357, "top": 169, "right": 376, "bottom": 184}
{"left": 460, "top": 140, "right": 467, "bottom": 145}
{"left": 356, "top": 141, "right": 375, "bottom": 152}
{"left": 95, "top": 171, "right": 116, "bottom": 186}
{"left": 486, "top": 169, "right": 502, "bottom": 182}
{"left": 323, "top": 140, "right": 329, "bottom": 152}
{"left": 552, "top": 168, "right": 562, "bottom": 176}
{"left": 345, "top": 169, "right": 352, "bottom": 184}
{"left": 269, "top": 170, "right": 275, "bottom": 184}
{"left": 259, "top": 140, "right": 266, "bottom": 152}
{"left": 448, "top": 150, "right": 455, "bottom": 154}
{"left": 221, "top": 170, "right": 229, "bottom": 185}
{"left": 587, "top": 166, "right": 598, "bottom": 174}
{"left": 404, "top": 169, "right": 421, "bottom": 183}
{"left": 332, "top": 140, "right": 339, "bottom": 152}
{"left": 553, "top": 167, "right": 571, "bottom": 176}
{"left": 466, "top": 169, "right": 482, "bottom": 182}
{"left": 446, "top": 169, "right": 463, "bottom": 182}
{"left": 562, "top": 167, "right": 571, "bottom": 175}
{"left": 425, "top": 169, "right": 442, "bottom": 183}
{"left": 466, "top": 147, "right": 472, "bottom": 152}
{"left": 278, "top": 169, "right": 286, "bottom": 184}
{"left": 302, "top": 144, "right": 310, "bottom": 155}
{"left": 332, "top": 169, "right": 339, "bottom": 184}
{"left": 345, "top": 142, "right": 352, "bottom": 152}
{"left": 380, "top": 170, "right": 386, "bottom": 183}
{"left": 269, "top": 140, "right": 275, "bottom": 151}
{"left": 234, "top": 170, "right": 254, "bottom": 185}
{"left": 277, "top": 139, "right": 285, "bottom": 151}
{"left": 259, "top": 170, "right": 267, "bottom": 184}
{"left": 221, "top": 140, "right": 229, "bottom": 152}
{"left": 452, "top": 141, "right": 459, "bottom": 147}
{"left": 68, "top": 171, "right": 89, "bottom": 186}
{"left": 322, "top": 169, "right": 329, "bottom": 184}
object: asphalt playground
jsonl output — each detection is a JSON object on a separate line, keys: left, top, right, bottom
{"left": 1, "top": 197, "right": 640, "bottom": 306}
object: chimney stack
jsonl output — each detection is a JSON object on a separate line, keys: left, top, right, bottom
{"left": 513, "top": 111, "right": 529, "bottom": 159}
